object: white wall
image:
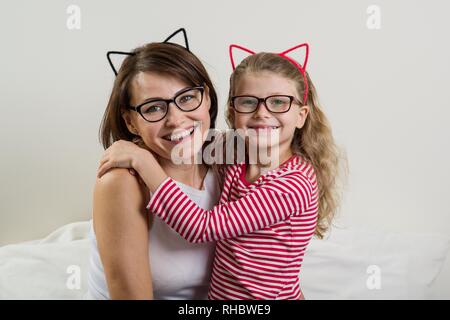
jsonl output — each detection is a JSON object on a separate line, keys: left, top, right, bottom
{"left": 1, "top": 0, "right": 449, "bottom": 295}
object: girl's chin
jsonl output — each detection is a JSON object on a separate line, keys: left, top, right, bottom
{"left": 246, "top": 136, "right": 280, "bottom": 147}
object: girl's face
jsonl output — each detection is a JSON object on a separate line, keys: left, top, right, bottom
{"left": 230, "top": 71, "right": 309, "bottom": 160}
{"left": 122, "top": 72, "right": 211, "bottom": 162}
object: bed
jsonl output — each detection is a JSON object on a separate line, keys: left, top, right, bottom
{"left": 0, "top": 220, "right": 448, "bottom": 299}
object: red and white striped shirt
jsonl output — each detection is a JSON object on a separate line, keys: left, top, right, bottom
{"left": 147, "top": 154, "right": 319, "bottom": 300}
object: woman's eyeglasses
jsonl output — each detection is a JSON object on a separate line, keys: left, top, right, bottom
{"left": 127, "top": 86, "right": 204, "bottom": 122}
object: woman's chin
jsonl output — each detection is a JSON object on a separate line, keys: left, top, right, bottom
{"left": 169, "top": 143, "right": 204, "bottom": 165}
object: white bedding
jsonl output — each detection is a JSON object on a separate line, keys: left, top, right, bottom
{"left": 0, "top": 221, "right": 448, "bottom": 299}
{"left": 301, "top": 227, "right": 450, "bottom": 299}
{"left": 0, "top": 222, "right": 90, "bottom": 299}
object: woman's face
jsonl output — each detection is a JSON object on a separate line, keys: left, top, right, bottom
{"left": 122, "top": 72, "right": 211, "bottom": 163}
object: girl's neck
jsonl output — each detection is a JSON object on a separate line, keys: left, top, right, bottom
{"left": 246, "top": 145, "right": 293, "bottom": 183}
{"left": 157, "top": 157, "right": 208, "bottom": 190}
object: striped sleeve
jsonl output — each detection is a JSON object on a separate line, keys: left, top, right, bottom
{"left": 147, "top": 171, "right": 314, "bottom": 243}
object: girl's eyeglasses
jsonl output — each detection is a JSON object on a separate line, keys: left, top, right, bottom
{"left": 231, "top": 95, "right": 301, "bottom": 114}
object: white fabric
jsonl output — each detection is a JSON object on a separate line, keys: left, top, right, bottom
{"left": 300, "top": 227, "right": 450, "bottom": 299}
{"left": 0, "top": 210, "right": 449, "bottom": 299}
{"left": 86, "top": 168, "right": 221, "bottom": 300}
{"left": 0, "top": 222, "right": 90, "bottom": 299}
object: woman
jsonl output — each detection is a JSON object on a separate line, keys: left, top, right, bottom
{"left": 85, "top": 37, "right": 221, "bottom": 299}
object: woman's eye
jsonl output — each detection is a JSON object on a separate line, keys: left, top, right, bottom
{"left": 179, "top": 95, "right": 194, "bottom": 103}
{"left": 143, "top": 105, "right": 163, "bottom": 113}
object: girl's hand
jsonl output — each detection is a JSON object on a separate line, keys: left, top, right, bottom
{"left": 97, "top": 140, "right": 149, "bottom": 179}
{"left": 97, "top": 139, "right": 168, "bottom": 193}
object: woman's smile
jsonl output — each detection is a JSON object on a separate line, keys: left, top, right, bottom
{"left": 161, "top": 122, "right": 201, "bottom": 144}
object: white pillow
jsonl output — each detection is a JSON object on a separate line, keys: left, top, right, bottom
{"left": 0, "top": 221, "right": 90, "bottom": 299}
{"left": 2, "top": 222, "right": 449, "bottom": 300}
{"left": 300, "top": 227, "right": 450, "bottom": 299}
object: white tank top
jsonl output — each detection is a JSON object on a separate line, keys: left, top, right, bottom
{"left": 85, "top": 169, "right": 220, "bottom": 300}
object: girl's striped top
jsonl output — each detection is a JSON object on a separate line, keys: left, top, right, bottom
{"left": 147, "top": 154, "right": 319, "bottom": 300}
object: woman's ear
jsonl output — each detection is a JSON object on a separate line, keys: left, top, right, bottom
{"left": 203, "top": 85, "right": 211, "bottom": 110}
{"left": 121, "top": 110, "right": 140, "bottom": 135}
{"left": 295, "top": 105, "right": 310, "bottom": 129}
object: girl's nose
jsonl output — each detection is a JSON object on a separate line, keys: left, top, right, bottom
{"left": 253, "top": 101, "right": 272, "bottom": 119}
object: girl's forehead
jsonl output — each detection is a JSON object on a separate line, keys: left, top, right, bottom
{"left": 234, "top": 71, "right": 298, "bottom": 95}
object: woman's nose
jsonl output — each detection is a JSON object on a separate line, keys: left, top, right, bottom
{"left": 164, "top": 102, "right": 185, "bottom": 127}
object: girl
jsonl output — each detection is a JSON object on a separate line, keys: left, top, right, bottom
{"left": 97, "top": 43, "right": 345, "bottom": 299}
{"left": 87, "top": 30, "right": 222, "bottom": 299}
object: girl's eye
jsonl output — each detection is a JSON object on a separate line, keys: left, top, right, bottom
{"left": 242, "top": 99, "right": 256, "bottom": 105}
{"left": 268, "top": 97, "right": 289, "bottom": 107}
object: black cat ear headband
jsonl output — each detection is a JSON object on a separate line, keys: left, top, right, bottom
{"left": 106, "top": 28, "right": 190, "bottom": 76}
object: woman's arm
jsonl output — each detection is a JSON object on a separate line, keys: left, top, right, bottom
{"left": 93, "top": 168, "right": 153, "bottom": 299}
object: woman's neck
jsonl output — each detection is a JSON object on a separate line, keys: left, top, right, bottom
{"left": 157, "top": 157, "right": 208, "bottom": 190}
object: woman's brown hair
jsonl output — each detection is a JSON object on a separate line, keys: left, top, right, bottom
{"left": 226, "top": 53, "right": 348, "bottom": 239}
{"left": 99, "top": 42, "right": 218, "bottom": 150}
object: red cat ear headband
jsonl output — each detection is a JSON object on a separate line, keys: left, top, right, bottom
{"left": 229, "top": 43, "right": 309, "bottom": 104}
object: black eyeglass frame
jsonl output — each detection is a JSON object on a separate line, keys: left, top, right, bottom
{"left": 127, "top": 86, "right": 205, "bottom": 122}
{"left": 230, "top": 95, "right": 302, "bottom": 114}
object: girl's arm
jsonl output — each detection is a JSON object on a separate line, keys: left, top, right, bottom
{"left": 95, "top": 140, "right": 316, "bottom": 243}
{"left": 146, "top": 171, "right": 316, "bottom": 243}
{"left": 93, "top": 168, "right": 153, "bottom": 299}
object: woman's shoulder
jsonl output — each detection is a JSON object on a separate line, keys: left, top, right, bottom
{"left": 94, "top": 168, "right": 150, "bottom": 218}
{"left": 95, "top": 168, "right": 147, "bottom": 194}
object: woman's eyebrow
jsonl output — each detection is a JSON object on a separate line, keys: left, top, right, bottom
{"left": 138, "top": 86, "right": 192, "bottom": 104}
{"left": 139, "top": 96, "right": 164, "bottom": 104}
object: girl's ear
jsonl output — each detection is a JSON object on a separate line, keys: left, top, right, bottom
{"left": 295, "top": 105, "right": 310, "bottom": 129}
{"left": 121, "top": 110, "right": 139, "bottom": 135}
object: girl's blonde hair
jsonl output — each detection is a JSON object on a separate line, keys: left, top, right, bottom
{"left": 226, "top": 53, "right": 348, "bottom": 239}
